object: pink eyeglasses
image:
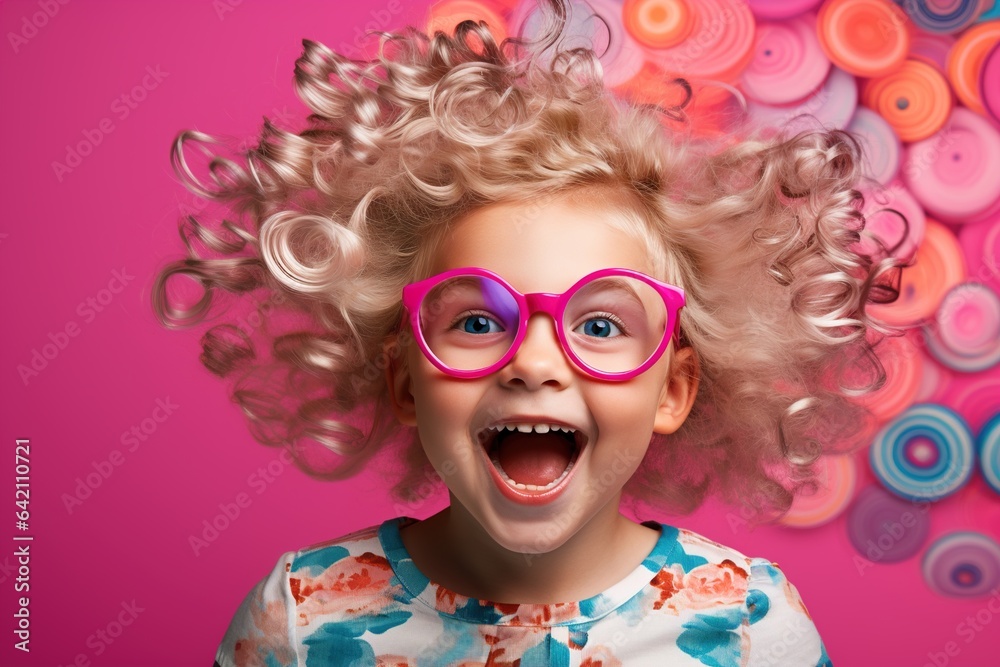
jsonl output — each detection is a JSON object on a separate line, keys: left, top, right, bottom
{"left": 401, "top": 267, "right": 685, "bottom": 381}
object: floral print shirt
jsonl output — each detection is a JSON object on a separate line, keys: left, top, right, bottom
{"left": 214, "top": 516, "right": 832, "bottom": 666}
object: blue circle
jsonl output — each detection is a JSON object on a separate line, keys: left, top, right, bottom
{"left": 901, "top": 0, "right": 980, "bottom": 34}
{"left": 978, "top": 414, "right": 1000, "bottom": 495}
{"left": 870, "top": 403, "right": 975, "bottom": 501}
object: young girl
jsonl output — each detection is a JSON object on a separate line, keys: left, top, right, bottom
{"left": 156, "top": 1, "right": 895, "bottom": 664}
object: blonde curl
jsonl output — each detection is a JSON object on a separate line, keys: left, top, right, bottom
{"left": 152, "top": 0, "right": 899, "bottom": 521}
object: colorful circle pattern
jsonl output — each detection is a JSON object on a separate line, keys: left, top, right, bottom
{"left": 868, "top": 219, "right": 965, "bottom": 326}
{"left": 980, "top": 414, "right": 1000, "bottom": 495}
{"left": 442, "top": 0, "right": 1000, "bottom": 599}
{"left": 861, "top": 59, "right": 954, "bottom": 142}
{"left": 817, "top": 0, "right": 910, "bottom": 77}
{"left": 748, "top": 65, "right": 857, "bottom": 132}
{"left": 903, "top": 0, "right": 983, "bottom": 34}
{"left": 781, "top": 454, "right": 858, "bottom": 527}
{"left": 847, "top": 484, "right": 931, "bottom": 562}
{"left": 623, "top": 0, "right": 693, "bottom": 49}
{"left": 870, "top": 403, "right": 976, "bottom": 501}
{"left": 848, "top": 107, "right": 901, "bottom": 184}
{"left": 947, "top": 20, "right": 1000, "bottom": 113}
{"left": 740, "top": 14, "right": 831, "bottom": 104}
{"left": 922, "top": 532, "right": 1000, "bottom": 597}
{"left": 982, "top": 43, "right": 1000, "bottom": 123}
{"left": 902, "top": 107, "right": 1000, "bottom": 222}
{"left": 923, "top": 282, "right": 1000, "bottom": 372}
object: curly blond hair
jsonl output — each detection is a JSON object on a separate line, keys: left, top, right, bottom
{"left": 152, "top": 0, "right": 898, "bottom": 523}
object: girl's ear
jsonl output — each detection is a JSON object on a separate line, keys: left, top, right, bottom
{"left": 653, "top": 345, "right": 700, "bottom": 435}
{"left": 384, "top": 339, "right": 418, "bottom": 426}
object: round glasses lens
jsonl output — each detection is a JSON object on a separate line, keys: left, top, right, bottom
{"left": 418, "top": 275, "right": 520, "bottom": 372}
{"left": 563, "top": 275, "right": 668, "bottom": 374}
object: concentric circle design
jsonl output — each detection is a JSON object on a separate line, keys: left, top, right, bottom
{"left": 847, "top": 485, "right": 931, "bottom": 562}
{"left": 817, "top": 0, "right": 910, "bottom": 77}
{"left": 623, "top": 0, "right": 693, "bottom": 49}
{"left": 946, "top": 20, "right": 1000, "bottom": 114}
{"left": 958, "top": 215, "right": 1000, "bottom": 293}
{"left": 748, "top": 65, "right": 857, "bottom": 132}
{"left": 781, "top": 455, "right": 858, "bottom": 528}
{"left": 739, "top": 14, "right": 830, "bottom": 104}
{"left": 923, "top": 282, "right": 1000, "bottom": 373}
{"left": 640, "top": 0, "right": 756, "bottom": 84}
{"left": 923, "top": 532, "right": 1000, "bottom": 598}
{"left": 870, "top": 403, "right": 975, "bottom": 501}
{"left": 903, "top": 108, "right": 1000, "bottom": 223}
{"left": 862, "top": 59, "right": 953, "bottom": 142}
{"left": 903, "top": 0, "right": 982, "bottom": 34}
{"left": 859, "top": 333, "right": 923, "bottom": 422}
{"left": 982, "top": 43, "right": 1000, "bottom": 123}
{"left": 848, "top": 107, "right": 901, "bottom": 185}
{"left": 585, "top": 0, "right": 647, "bottom": 86}
{"left": 936, "top": 283, "right": 1000, "bottom": 356}
{"left": 950, "top": 375, "right": 1000, "bottom": 433}
{"left": 869, "top": 220, "right": 965, "bottom": 326}
{"left": 980, "top": 414, "right": 1000, "bottom": 495}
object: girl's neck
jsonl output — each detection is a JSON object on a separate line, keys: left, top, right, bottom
{"left": 398, "top": 500, "right": 661, "bottom": 605}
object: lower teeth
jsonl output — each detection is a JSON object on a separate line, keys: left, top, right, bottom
{"left": 490, "top": 455, "right": 574, "bottom": 492}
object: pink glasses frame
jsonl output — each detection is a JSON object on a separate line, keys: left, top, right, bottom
{"left": 401, "top": 267, "right": 686, "bottom": 382}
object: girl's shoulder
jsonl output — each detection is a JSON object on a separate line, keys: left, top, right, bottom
{"left": 214, "top": 518, "right": 409, "bottom": 667}
{"left": 665, "top": 523, "right": 808, "bottom": 599}
{"left": 655, "top": 522, "right": 761, "bottom": 575}
{"left": 648, "top": 523, "right": 832, "bottom": 665}
{"left": 285, "top": 518, "right": 406, "bottom": 586}
{"left": 672, "top": 524, "right": 754, "bottom": 561}
{"left": 296, "top": 521, "right": 385, "bottom": 556}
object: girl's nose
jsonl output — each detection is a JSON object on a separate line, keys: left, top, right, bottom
{"left": 499, "top": 313, "right": 574, "bottom": 390}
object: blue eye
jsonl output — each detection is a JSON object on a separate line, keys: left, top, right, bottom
{"left": 575, "top": 318, "right": 622, "bottom": 338}
{"left": 460, "top": 315, "right": 504, "bottom": 334}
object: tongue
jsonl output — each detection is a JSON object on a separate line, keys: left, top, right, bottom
{"left": 497, "top": 432, "right": 574, "bottom": 486}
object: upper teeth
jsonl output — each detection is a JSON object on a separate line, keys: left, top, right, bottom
{"left": 487, "top": 423, "right": 576, "bottom": 435}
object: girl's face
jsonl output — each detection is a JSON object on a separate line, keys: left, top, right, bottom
{"left": 388, "top": 194, "right": 697, "bottom": 554}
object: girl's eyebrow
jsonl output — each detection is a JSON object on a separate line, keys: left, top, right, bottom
{"left": 436, "top": 276, "right": 481, "bottom": 291}
{"left": 430, "top": 276, "right": 487, "bottom": 301}
{"left": 577, "top": 277, "right": 645, "bottom": 308}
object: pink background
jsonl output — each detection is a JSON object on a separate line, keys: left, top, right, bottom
{"left": 1, "top": 1, "right": 998, "bottom": 666}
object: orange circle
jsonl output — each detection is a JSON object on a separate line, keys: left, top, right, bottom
{"left": 817, "top": 0, "right": 911, "bottom": 77}
{"left": 780, "top": 455, "right": 858, "bottom": 528}
{"left": 640, "top": 0, "right": 756, "bottom": 86}
{"left": 427, "top": 0, "right": 508, "bottom": 46}
{"left": 858, "top": 333, "right": 923, "bottom": 422}
{"left": 623, "top": 0, "right": 693, "bottom": 49}
{"left": 861, "top": 59, "right": 953, "bottom": 142}
{"left": 947, "top": 20, "right": 1000, "bottom": 116}
{"left": 869, "top": 220, "right": 967, "bottom": 326}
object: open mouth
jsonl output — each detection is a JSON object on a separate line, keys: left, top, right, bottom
{"left": 476, "top": 423, "right": 587, "bottom": 493}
